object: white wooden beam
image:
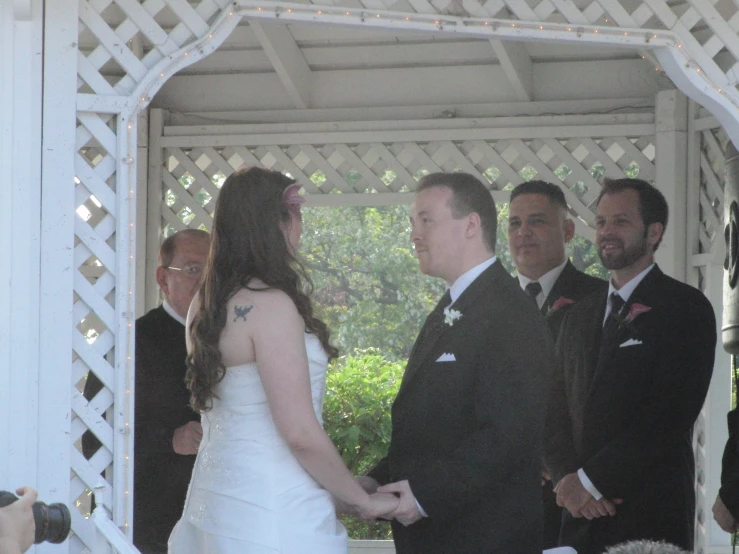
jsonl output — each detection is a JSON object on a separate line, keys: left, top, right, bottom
{"left": 158, "top": 123, "right": 656, "bottom": 148}
{"left": 490, "top": 39, "right": 533, "bottom": 102}
{"left": 40, "top": 0, "right": 77, "bottom": 529}
{"left": 654, "top": 89, "right": 688, "bottom": 281}
{"left": 250, "top": 21, "right": 312, "bottom": 109}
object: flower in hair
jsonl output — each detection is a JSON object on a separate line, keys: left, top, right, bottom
{"left": 283, "top": 184, "right": 305, "bottom": 218}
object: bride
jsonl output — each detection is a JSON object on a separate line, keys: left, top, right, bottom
{"left": 168, "top": 167, "right": 398, "bottom": 553}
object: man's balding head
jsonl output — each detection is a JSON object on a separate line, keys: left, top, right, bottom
{"left": 156, "top": 229, "right": 210, "bottom": 319}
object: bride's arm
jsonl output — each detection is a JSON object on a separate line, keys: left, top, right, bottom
{"left": 247, "top": 290, "right": 395, "bottom": 519}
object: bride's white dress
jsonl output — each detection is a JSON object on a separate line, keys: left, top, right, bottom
{"left": 168, "top": 333, "right": 348, "bottom": 553}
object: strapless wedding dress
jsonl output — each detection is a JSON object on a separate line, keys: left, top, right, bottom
{"left": 168, "top": 333, "right": 347, "bottom": 553}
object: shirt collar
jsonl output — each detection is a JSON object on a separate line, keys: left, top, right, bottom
{"left": 517, "top": 259, "right": 568, "bottom": 308}
{"left": 448, "top": 256, "right": 497, "bottom": 305}
{"left": 162, "top": 300, "right": 186, "bottom": 326}
{"left": 604, "top": 263, "right": 655, "bottom": 321}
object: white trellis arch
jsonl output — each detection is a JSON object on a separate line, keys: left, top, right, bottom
{"left": 27, "top": 0, "right": 739, "bottom": 552}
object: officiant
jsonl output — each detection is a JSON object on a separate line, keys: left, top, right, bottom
{"left": 82, "top": 229, "right": 210, "bottom": 554}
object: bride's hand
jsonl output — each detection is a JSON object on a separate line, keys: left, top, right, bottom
{"left": 359, "top": 492, "right": 400, "bottom": 522}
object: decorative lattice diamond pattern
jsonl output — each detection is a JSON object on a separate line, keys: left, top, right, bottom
{"left": 160, "top": 135, "right": 656, "bottom": 235}
{"left": 698, "top": 127, "right": 728, "bottom": 255}
{"left": 72, "top": 111, "right": 122, "bottom": 553}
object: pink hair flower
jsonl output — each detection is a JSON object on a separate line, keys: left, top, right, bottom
{"left": 282, "top": 184, "right": 306, "bottom": 218}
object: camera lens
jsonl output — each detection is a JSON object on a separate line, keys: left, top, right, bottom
{"left": 0, "top": 491, "right": 17, "bottom": 508}
{"left": 32, "top": 501, "right": 71, "bottom": 544}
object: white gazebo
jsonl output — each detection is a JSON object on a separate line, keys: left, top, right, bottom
{"left": 1, "top": 0, "right": 736, "bottom": 552}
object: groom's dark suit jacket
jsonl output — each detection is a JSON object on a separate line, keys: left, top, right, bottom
{"left": 536, "top": 261, "right": 606, "bottom": 549}
{"left": 369, "top": 261, "right": 553, "bottom": 554}
{"left": 544, "top": 265, "right": 716, "bottom": 553}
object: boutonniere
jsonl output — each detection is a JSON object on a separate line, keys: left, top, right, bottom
{"left": 443, "top": 307, "right": 463, "bottom": 326}
{"left": 614, "top": 302, "right": 651, "bottom": 335}
{"left": 546, "top": 296, "right": 575, "bottom": 317}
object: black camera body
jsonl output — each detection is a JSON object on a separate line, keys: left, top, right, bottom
{"left": 0, "top": 490, "right": 71, "bottom": 544}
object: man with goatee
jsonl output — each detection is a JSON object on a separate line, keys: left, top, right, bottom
{"left": 544, "top": 177, "right": 716, "bottom": 553}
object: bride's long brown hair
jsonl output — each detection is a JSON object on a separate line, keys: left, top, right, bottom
{"left": 186, "top": 167, "right": 338, "bottom": 412}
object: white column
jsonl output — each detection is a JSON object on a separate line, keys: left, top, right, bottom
{"left": 0, "top": 0, "right": 43, "bottom": 498}
{"left": 145, "top": 108, "right": 164, "bottom": 313}
{"left": 38, "top": 0, "right": 79, "bottom": 552}
{"left": 136, "top": 110, "right": 149, "bottom": 318}
{"left": 699, "top": 257, "right": 733, "bottom": 554}
{"left": 655, "top": 89, "right": 689, "bottom": 281}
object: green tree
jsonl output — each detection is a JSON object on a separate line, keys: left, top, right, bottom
{"left": 302, "top": 205, "right": 445, "bottom": 361}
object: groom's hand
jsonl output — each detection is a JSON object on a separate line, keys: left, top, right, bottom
{"left": 377, "top": 480, "right": 423, "bottom": 527}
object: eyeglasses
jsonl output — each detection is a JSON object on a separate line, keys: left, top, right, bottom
{"left": 164, "top": 263, "right": 204, "bottom": 279}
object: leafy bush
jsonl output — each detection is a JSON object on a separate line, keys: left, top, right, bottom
{"left": 323, "top": 350, "right": 404, "bottom": 540}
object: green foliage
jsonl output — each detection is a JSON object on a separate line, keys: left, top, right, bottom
{"left": 323, "top": 351, "right": 404, "bottom": 539}
{"left": 301, "top": 205, "right": 445, "bottom": 361}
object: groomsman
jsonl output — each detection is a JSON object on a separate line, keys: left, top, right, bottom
{"left": 545, "top": 177, "right": 716, "bottom": 553}
{"left": 508, "top": 180, "right": 606, "bottom": 548}
{"left": 362, "top": 172, "right": 552, "bottom": 553}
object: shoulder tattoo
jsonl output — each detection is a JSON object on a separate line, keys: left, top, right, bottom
{"left": 233, "top": 304, "right": 253, "bottom": 322}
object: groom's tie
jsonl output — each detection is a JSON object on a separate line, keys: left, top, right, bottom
{"left": 409, "top": 290, "right": 452, "bottom": 360}
{"left": 433, "top": 289, "right": 453, "bottom": 317}
{"left": 425, "top": 289, "right": 452, "bottom": 334}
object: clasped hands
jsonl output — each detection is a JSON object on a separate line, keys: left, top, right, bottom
{"left": 554, "top": 472, "right": 623, "bottom": 520}
{"left": 339, "top": 477, "right": 424, "bottom": 527}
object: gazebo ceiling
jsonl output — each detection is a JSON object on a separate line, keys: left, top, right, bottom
{"left": 81, "top": 10, "right": 670, "bottom": 113}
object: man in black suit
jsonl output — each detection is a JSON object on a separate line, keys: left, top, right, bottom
{"left": 545, "top": 177, "right": 716, "bottom": 553}
{"left": 508, "top": 180, "right": 606, "bottom": 548}
{"left": 83, "top": 229, "right": 210, "bottom": 553}
{"left": 360, "top": 172, "right": 552, "bottom": 554}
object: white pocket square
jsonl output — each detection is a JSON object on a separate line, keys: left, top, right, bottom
{"left": 619, "top": 338, "right": 643, "bottom": 347}
{"left": 436, "top": 352, "right": 456, "bottom": 362}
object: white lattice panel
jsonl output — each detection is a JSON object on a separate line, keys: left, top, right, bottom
{"left": 698, "top": 127, "right": 728, "bottom": 258}
{"left": 158, "top": 132, "right": 656, "bottom": 236}
{"left": 71, "top": 110, "right": 123, "bottom": 553}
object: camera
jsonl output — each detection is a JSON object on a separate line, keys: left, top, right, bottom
{"left": 0, "top": 490, "right": 71, "bottom": 544}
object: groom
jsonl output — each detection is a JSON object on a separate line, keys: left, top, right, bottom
{"left": 362, "top": 172, "right": 553, "bottom": 553}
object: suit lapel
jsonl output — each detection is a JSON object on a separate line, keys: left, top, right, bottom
{"left": 398, "top": 262, "right": 501, "bottom": 396}
{"left": 542, "top": 261, "right": 577, "bottom": 314}
{"left": 581, "top": 290, "right": 608, "bottom": 391}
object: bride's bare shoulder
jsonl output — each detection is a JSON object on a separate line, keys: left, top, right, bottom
{"left": 227, "top": 281, "right": 297, "bottom": 318}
